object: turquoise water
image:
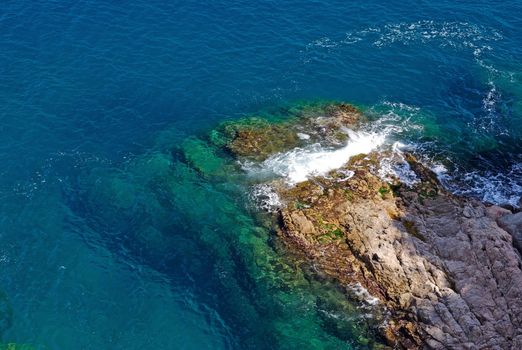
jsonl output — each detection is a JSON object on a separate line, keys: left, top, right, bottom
{"left": 0, "top": 1, "right": 521, "bottom": 349}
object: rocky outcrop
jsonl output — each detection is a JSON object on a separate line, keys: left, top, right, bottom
{"left": 277, "top": 156, "right": 522, "bottom": 349}
{"left": 219, "top": 102, "right": 522, "bottom": 349}
{"left": 210, "top": 102, "right": 364, "bottom": 161}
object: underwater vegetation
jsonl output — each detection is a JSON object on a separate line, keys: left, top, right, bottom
{"left": 65, "top": 102, "right": 393, "bottom": 349}
{"left": 61, "top": 96, "right": 522, "bottom": 348}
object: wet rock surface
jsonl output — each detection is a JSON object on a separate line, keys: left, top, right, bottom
{"left": 221, "top": 102, "right": 522, "bottom": 349}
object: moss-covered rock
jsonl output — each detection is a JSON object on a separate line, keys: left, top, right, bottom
{"left": 210, "top": 102, "right": 364, "bottom": 161}
{"left": 181, "top": 137, "right": 228, "bottom": 176}
{"left": 213, "top": 117, "right": 299, "bottom": 161}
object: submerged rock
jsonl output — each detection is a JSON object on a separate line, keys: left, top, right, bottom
{"left": 220, "top": 102, "right": 522, "bottom": 349}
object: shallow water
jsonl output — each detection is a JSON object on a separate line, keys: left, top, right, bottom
{"left": 0, "top": 1, "right": 521, "bottom": 349}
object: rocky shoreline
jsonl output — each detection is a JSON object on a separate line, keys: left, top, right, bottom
{"left": 213, "top": 102, "right": 522, "bottom": 349}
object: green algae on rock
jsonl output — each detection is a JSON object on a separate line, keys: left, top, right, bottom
{"left": 216, "top": 117, "right": 300, "bottom": 161}
{"left": 181, "top": 138, "right": 230, "bottom": 176}
{"left": 209, "top": 101, "right": 365, "bottom": 162}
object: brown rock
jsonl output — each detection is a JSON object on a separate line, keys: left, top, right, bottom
{"left": 220, "top": 102, "right": 365, "bottom": 161}
{"left": 275, "top": 155, "right": 522, "bottom": 349}
{"left": 486, "top": 205, "right": 512, "bottom": 220}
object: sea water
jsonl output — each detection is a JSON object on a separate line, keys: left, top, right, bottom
{"left": 0, "top": 1, "right": 521, "bottom": 349}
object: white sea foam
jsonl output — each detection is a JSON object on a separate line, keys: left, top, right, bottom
{"left": 249, "top": 184, "right": 283, "bottom": 212}
{"left": 245, "top": 101, "right": 424, "bottom": 191}
{"left": 246, "top": 98, "right": 520, "bottom": 210}
{"left": 450, "top": 162, "right": 522, "bottom": 208}
{"left": 468, "top": 80, "right": 509, "bottom": 136}
{"left": 305, "top": 21, "right": 511, "bottom": 136}
{"left": 381, "top": 101, "right": 420, "bottom": 113}
{"left": 335, "top": 169, "right": 355, "bottom": 182}
{"left": 367, "top": 101, "right": 425, "bottom": 140}
{"left": 305, "top": 21, "right": 506, "bottom": 96}
{"left": 311, "top": 37, "right": 338, "bottom": 48}
{"left": 297, "top": 132, "right": 310, "bottom": 140}
{"left": 430, "top": 163, "right": 449, "bottom": 180}
{"left": 378, "top": 142, "right": 419, "bottom": 187}
{"left": 349, "top": 282, "right": 380, "bottom": 306}
{"left": 258, "top": 129, "right": 386, "bottom": 185}
{"left": 307, "top": 21, "right": 502, "bottom": 56}
{"left": 414, "top": 151, "right": 521, "bottom": 208}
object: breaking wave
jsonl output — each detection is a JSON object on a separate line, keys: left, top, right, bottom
{"left": 251, "top": 129, "right": 387, "bottom": 185}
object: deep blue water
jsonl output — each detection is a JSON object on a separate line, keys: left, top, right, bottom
{"left": 0, "top": 1, "right": 521, "bottom": 349}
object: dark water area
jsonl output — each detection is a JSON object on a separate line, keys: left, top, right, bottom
{"left": 0, "top": 1, "right": 521, "bottom": 349}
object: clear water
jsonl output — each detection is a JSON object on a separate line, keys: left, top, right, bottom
{"left": 0, "top": 1, "right": 521, "bottom": 349}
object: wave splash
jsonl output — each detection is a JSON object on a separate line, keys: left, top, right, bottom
{"left": 254, "top": 129, "right": 386, "bottom": 185}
